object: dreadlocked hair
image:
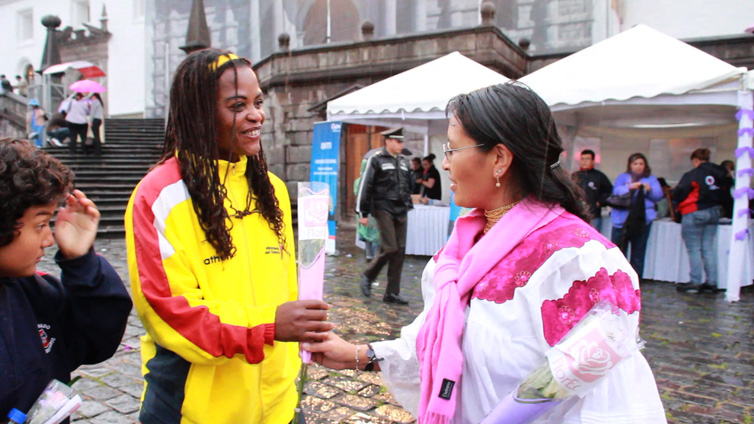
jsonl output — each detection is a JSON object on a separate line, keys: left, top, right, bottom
{"left": 159, "top": 48, "right": 286, "bottom": 260}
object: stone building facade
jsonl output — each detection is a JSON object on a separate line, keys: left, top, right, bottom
{"left": 145, "top": 0, "right": 611, "bottom": 119}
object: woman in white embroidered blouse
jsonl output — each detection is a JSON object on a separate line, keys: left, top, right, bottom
{"left": 303, "top": 82, "right": 666, "bottom": 424}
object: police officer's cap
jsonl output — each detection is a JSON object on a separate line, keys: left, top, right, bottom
{"left": 381, "top": 127, "right": 404, "bottom": 140}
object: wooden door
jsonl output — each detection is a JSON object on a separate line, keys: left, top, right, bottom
{"left": 343, "top": 124, "right": 387, "bottom": 219}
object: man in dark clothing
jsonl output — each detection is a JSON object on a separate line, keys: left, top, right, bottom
{"left": 0, "top": 139, "right": 132, "bottom": 419}
{"left": 0, "top": 75, "right": 12, "bottom": 93}
{"left": 355, "top": 128, "right": 413, "bottom": 304}
{"left": 572, "top": 149, "right": 612, "bottom": 230}
{"left": 672, "top": 148, "right": 727, "bottom": 294}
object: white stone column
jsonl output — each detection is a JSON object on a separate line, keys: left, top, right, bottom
{"left": 250, "top": 0, "right": 261, "bottom": 63}
{"left": 415, "top": 0, "right": 427, "bottom": 31}
{"left": 385, "top": 0, "right": 397, "bottom": 35}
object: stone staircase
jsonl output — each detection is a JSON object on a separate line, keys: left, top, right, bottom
{"left": 44, "top": 118, "right": 165, "bottom": 238}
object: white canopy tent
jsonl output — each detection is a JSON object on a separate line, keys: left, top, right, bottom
{"left": 327, "top": 51, "right": 510, "bottom": 140}
{"left": 520, "top": 24, "right": 753, "bottom": 302}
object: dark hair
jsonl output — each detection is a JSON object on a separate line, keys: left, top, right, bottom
{"left": 91, "top": 93, "right": 103, "bottom": 104}
{"left": 15, "top": 75, "right": 21, "bottom": 79}
{"left": 446, "top": 82, "right": 589, "bottom": 221}
{"left": 690, "top": 148, "right": 710, "bottom": 162}
{"left": 423, "top": 153, "right": 436, "bottom": 163}
{"left": 626, "top": 153, "right": 651, "bottom": 177}
{"left": 0, "top": 138, "right": 74, "bottom": 247}
{"left": 158, "top": 48, "right": 285, "bottom": 260}
{"left": 580, "top": 149, "right": 595, "bottom": 159}
{"left": 720, "top": 159, "right": 734, "bottom": 170}
{"left": 411, "top": 157, "right": 421, "bottom": 165}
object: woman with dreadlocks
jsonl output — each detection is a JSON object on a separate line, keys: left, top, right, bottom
{"left": 125, "top": 49, "right": 332, "bottom": 424}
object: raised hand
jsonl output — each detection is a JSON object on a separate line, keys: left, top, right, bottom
{"left": 54, "top": 189, "right": 100, "bottom": 259}
{"left": 274, "top": 299, "right": 334, "bottom": 343}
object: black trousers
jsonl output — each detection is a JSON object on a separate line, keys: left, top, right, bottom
{"left": 66, "top": 122, "right": 88, "bottom": 154}
{"left": 86, "top": 118, "right": 102, "bottom": 155}
{"left": 363, "top": 209, "right": 407, "bottom": 295}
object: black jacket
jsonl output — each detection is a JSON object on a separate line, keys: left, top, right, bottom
{"left": 572, "top": 168, "right": 613, "bottom": 218}
{"left": 356, "top": 147, "right": 413, "bottom": 218}
{"left": 0, "top": 249, "right": 132, "bottom": 418}
{"left": 673, "top": 162, "right": 728, "bottom": 215}
{"left": 421, "top": 165, "right": 442, "bottom": 200}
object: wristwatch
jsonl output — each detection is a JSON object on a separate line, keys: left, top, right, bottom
{"left": 364, "top": 344, "right": 382, "bottom": 372}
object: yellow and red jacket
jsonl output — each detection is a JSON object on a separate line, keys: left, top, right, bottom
{"left": 125, "top": 156, "right": 299, "bottom": 424}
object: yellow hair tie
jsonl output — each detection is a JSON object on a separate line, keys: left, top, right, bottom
{"left": 209, "top": 53, "right": 239, "bottom": 72}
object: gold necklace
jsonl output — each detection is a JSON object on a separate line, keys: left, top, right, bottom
{"left": 483, "top": 201, "right": 520, "bottom": 234}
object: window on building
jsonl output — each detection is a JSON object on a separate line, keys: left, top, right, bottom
{"left": 17, "top": 9, "right": 33, "bottom": 43}
{"left": 72, "top": 0, "right": 90, "bottom": 28}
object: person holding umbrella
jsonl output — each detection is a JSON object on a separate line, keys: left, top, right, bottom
{"left": 64, "top": 92, "right": 90, "bottom": 155}
{"left": 65, "top": 80, "right": 105, "bottom": 155}
{"left": 86, "top": 93, "right": 104, "bottom": 156}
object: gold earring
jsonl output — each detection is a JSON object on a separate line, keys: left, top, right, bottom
{"left": 495, "top": 170, "right": 501, "bottom": 188}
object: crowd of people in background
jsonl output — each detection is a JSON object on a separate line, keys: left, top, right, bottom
{"left": 572, "top": 147, "right": 735, "bottom": 294}
{"left": 359, "top": 138, "right": 737, "bottom": 298}
{"left": 1, "top": 74, "right": 30, "bottom": 97}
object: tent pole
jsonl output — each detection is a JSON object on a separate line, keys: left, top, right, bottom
{"left": 423, "top": 134, "right": 429, "bottom": 156}
{"left": 726, "top": 90, "right": 753, "bottom": 302}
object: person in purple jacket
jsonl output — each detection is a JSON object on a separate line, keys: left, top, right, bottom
{"left": 610, "top": 152, "right": 663, "bottom": 279}
{"left": 0, "top": 138, "right": 132, "bottom": 419}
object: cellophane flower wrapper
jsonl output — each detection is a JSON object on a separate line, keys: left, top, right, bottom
{"left": 296, "top": 182, "right": 330, "bottom": 364}
{"left": 295, "top": 182, "right": 330, "bottom": 424}
{"left": 481, "top": 300, "right": 644, "bottom": 424}
{"left": 26, "top": 379, "right": 83, "bottom": 424}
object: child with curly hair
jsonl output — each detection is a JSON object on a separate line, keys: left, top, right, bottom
{"left": 0, "top": 138, "right": 132, "bottom": 418}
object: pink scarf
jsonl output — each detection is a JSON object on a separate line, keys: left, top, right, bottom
{"left": 415, "top": 198, "right": 563, "bottom": 423}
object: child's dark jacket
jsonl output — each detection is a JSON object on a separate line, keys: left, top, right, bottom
{"left": 0, "top": 249, "right": 132, "bottom": 417}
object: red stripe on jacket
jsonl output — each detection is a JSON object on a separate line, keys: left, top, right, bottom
{"left": 130, "top": 158, "right": 273, "bottom": 363}
{"left": 678, "top": 181, "right": 700, "bottom": 215}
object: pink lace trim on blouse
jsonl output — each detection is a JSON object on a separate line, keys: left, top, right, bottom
{"left": 469, "top": 216, "right": 640, "bottom": 346}
{"left": 472, "top": 217, "right": 612, "bottom": 304}
{"left": 541, "top": 268, "right": 640, "bottom": 346}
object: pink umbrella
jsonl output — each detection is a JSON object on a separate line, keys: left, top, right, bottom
{"left": 69, "top": 79, "right": 106, "bottom": 93}
{"left": 43, "top": 61, "right": 106, "bottom": 78}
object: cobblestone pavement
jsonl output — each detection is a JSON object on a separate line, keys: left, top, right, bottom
{"left": 37, "top": 231, "right": 754, "bottom": 424}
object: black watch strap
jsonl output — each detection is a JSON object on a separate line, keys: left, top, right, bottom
{"left": 364, "top": 344, "right": 381, "bottom": 372}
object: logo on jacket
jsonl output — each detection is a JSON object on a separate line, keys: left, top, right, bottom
{"left": 265, "top": 246, "right": 281, "bottom": 255}
{"left": 588, "top": 181, "right": 597, "bottom": 190}
{"left": 204, "top": 255, "right": 223, "bottom": 265}
{"left": 705, "top": 175, "right": 719, "bottom": 190}
{"left": 38, "top": 323, "right": 55, "bottom": 354}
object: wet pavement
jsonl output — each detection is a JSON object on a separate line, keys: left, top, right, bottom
{"left": 36, "top": 228, "right": 754, "bottom": 424}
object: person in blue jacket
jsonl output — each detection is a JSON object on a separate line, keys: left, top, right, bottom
{"left": 0, "top": 138, "right": 132, "bottom": 419}
{"left": 610, "top": 152, "right": 663, "bottom": 279}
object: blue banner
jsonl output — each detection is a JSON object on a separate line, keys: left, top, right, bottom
{"left": 310, "top": 121, "right": 342, "bottom": 254}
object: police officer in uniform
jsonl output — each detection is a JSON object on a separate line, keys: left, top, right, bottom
{"left": 355, "top": 128, "right": 413, "bottom": 304}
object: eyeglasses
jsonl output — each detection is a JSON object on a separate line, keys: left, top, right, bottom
{"left": 442, "top": 142, "right": 484, "bottom": 160}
